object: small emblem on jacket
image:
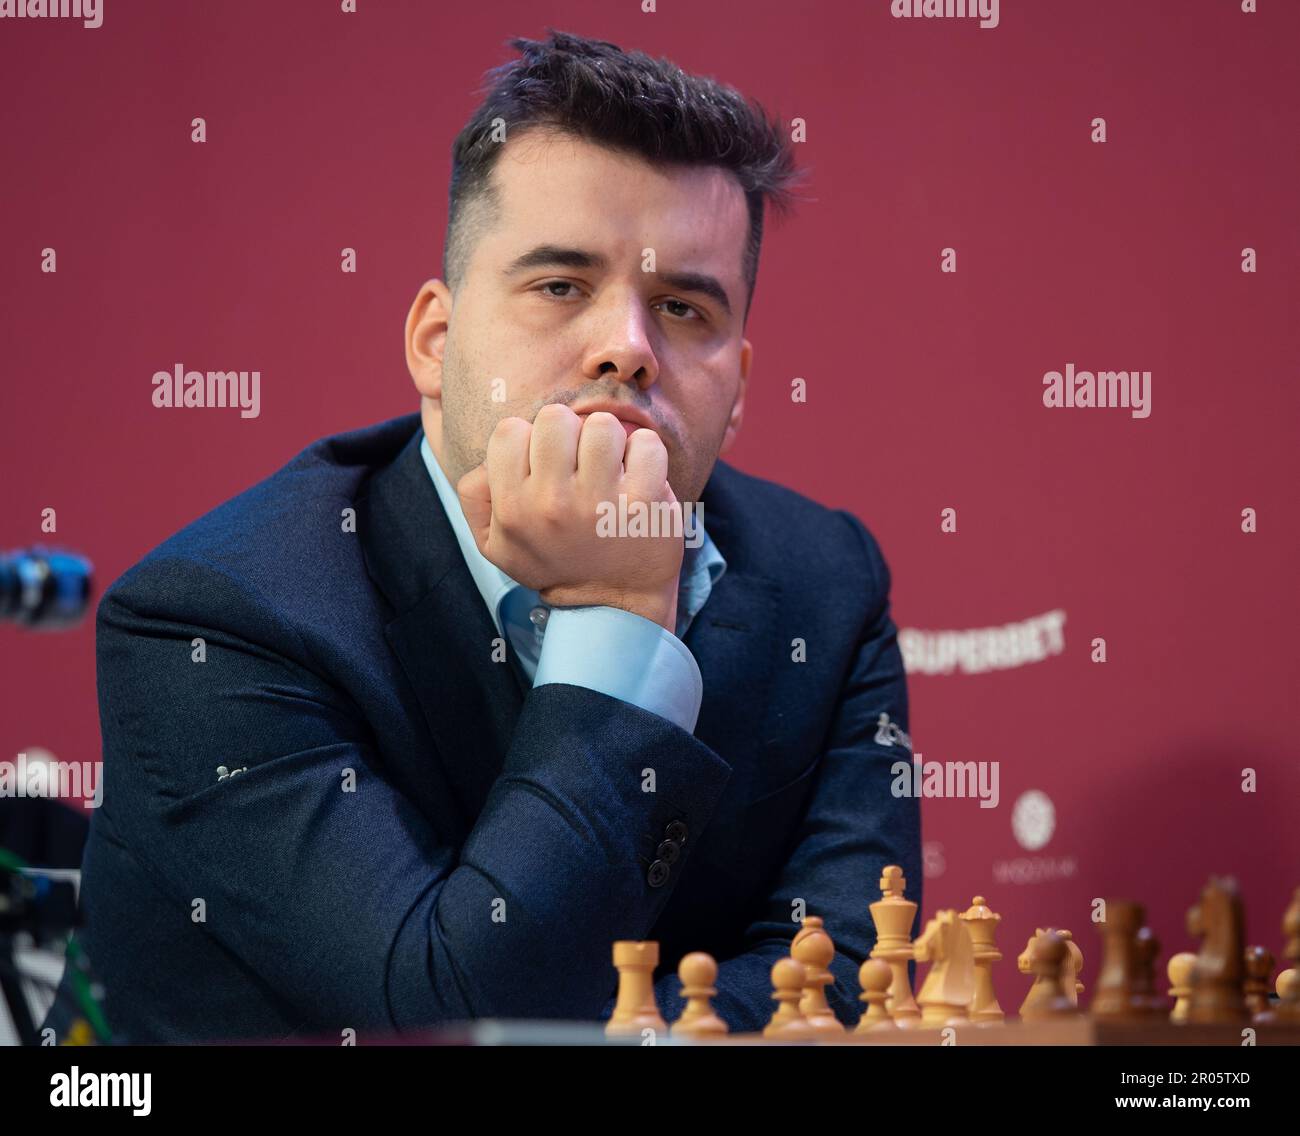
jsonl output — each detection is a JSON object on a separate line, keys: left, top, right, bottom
{"left": 216, "top": 765, "right": 248, "bottom": 781}
{"left": 873, "top": 713, "right": 913, "bottom": 752}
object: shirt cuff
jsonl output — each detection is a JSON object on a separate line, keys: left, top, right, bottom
{"left": 532, "top": 605, "right": 703, "bottom": 734}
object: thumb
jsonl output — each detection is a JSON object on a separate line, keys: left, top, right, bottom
{"left": 455, "top": 462, "right": 493, "bottom": 551}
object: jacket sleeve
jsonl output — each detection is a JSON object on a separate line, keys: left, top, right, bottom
{"left": 641, "top": 512, "right": 922, "bottom": 1034}
{"left": 91, "top": 556, "right": 733, "bottom": 1037}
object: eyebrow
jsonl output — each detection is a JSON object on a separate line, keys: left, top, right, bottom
{"left": 501, "top": 244, "right": 733, "bottom": 318}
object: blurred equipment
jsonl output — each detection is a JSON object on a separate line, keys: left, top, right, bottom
{"left": 1, "top": 847, "right": 110, "bottom": 1046}
{"left": 0, "top": 546, "right": 93, "bottom": 629}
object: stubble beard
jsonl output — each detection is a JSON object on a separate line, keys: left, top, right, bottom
{"left": 438, "top": 337, "right": 719, "bottom": 507}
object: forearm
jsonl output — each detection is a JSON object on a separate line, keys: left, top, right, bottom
{"left": 388, "top": 682, "right": 732, "bottom": 1028}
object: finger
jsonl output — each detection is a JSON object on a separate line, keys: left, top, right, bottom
{"left": 528, "top": 403, "right": 582, "bottom": 483}
{"left": 484, "top": 416, "right": 532, "bottom": 512}
{"left": 575, "top": 412, "right": 630, "bottom": 493}
{"left": 622, "top": 427, "right": 670, "bottom": 499}
{"left": 455, "top": 462, "right": 493, "bottom": 551}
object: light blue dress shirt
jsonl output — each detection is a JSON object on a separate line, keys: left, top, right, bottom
{"left": 420, "top": 435, "right": 726, "bottom": 734}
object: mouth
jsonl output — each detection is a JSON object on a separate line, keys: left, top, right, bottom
{"left": 571, "top": 404, "right": 660, "bottom": 439}
{"left": 578, "top": 414, "right": 652, "bottom": 439}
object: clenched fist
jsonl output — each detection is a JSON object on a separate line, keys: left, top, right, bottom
{"left": 455, "top": 404, "right": 686, "bottom": 632}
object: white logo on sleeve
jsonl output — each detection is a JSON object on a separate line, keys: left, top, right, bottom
{"left": 873, "top": 712, "right": 913, "bottom": 753}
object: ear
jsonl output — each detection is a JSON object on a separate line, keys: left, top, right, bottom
{"left": 405, "top": 279, "right": 454, "bottom": 402}
{"left": 718, "top": 337, "right": 751, "bottom": 455}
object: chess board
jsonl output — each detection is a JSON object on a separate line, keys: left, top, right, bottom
{"left": 594, "top": 871, "right": 1300, "bottom": 1043}
{"left": 389, "top": 1017, "right": 1300, "bottom": 1046}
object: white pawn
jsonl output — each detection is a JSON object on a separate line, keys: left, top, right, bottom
{"left": 671, "top": 952, "right": 728, "bottom": 1037}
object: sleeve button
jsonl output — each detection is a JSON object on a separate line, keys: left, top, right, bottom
{"left": 664, "top": 820, "right": 689, "bottom": 844}
{"left": 646, "top": 860, "right": 671, "bottom": 888}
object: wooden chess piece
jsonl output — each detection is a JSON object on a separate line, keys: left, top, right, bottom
{"left": 1243, "top": 946, "right": 1274, "bottom": 1021}
{"left": 914, "top": 910, "right": 975, "bottom": 1027}
{"left": 764, "top": 957, "right": 815, "bottom": 1040}
{"left": 1092, "top": 899, "right": 1146, "bottom": 1021}
{"left": 670, "top": 952, "right": 728, "bottom": 1038}
{"left": 1016, "top": 929, "right": 1042, "bottom": 1016}
{"left": 855, "top": 959, "right": 898, "bottom": 1032}
{"left": 606, "top": 940, "right": 668, "bottom": 1038}
{"left": 1186, "top": 876, "right": 1249, "bottom": 1024}
{"left": 1275, "top": 969, "right": 1300, "bottom": 1025}
{"left": 1020, "top": 931, "right": 1079, "bottom": 1021}
{"left": 869, "top": 865, "right": 922, "bottom": 1028}
{"left": 1167, "top": 952, "right": 1197, "bottom": 1023}
{"left": 791, "top": 916, "right": 845, "bottom": 1034}
{"left": 1276, "top": 888, "right": 1300, "bottom": 1024}
{"left": 1131, "top": 926, "right": 1166, "bottom": 1017}
{"left": 1017, "top": 927, "right": 1084, "bottom": 1014}
{"left": 1061, "top": 930, "right": 1085, "bottom": 1005}
{"left": 961, "top": 896, "right": 1005, "bottom": 1024}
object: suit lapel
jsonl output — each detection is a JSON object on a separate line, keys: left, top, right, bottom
{"left": 682, "top": 481, "right": 784, "bottom": 843}
{"left": 358, "top": 426, "right": 524, "bottom": 830}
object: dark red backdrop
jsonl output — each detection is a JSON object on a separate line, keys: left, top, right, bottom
{"left": 2, "top": 0, "right": 1297, "bottom": 998}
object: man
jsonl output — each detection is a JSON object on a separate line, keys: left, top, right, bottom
{"left": 43, "top": 29, "right": 919, "bottom": 1043}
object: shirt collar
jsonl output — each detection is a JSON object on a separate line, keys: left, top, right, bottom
{"left": 420, "top": 433, "right": 725, "bottom": 637}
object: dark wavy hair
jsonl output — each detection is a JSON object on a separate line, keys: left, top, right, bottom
{"left": 443, "top": 29, "right": 806, "bottom": 326}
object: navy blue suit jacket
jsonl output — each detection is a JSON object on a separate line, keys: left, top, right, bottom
{"left": 44, "top": 413, "right": 920, "bottom": 1043}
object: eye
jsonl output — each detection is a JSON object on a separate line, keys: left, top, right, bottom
{"left": 534, "top": 281, "right": 703, "bottom": 322}
{"left": 656, "top": 298, "right": 703, "bottom": 321}
{"left": 536, "top": 280, "right": 583, "bottom": 300}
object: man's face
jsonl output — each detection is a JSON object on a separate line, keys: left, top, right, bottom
{"left": 406, "top": 127, "right": 754, "bottom": 505}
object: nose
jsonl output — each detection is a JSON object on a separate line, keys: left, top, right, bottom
{"left": 580, "top": 286, "right": 660, "bottom": 392}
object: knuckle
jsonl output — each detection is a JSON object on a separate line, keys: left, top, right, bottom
{"left": 492, "top": 494, "right": 520, "bottom": 527}
{"left": 492, "top": 416, "right": 530, "bottom": 446}
{"left": 534, "top": 403, "right": 572, "bottom": 429}
{"left": 532, "top": 488, "right": 569, "bottom": 523}
{"left": 626, "top": 428, "right": 665, "bottom": 454}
